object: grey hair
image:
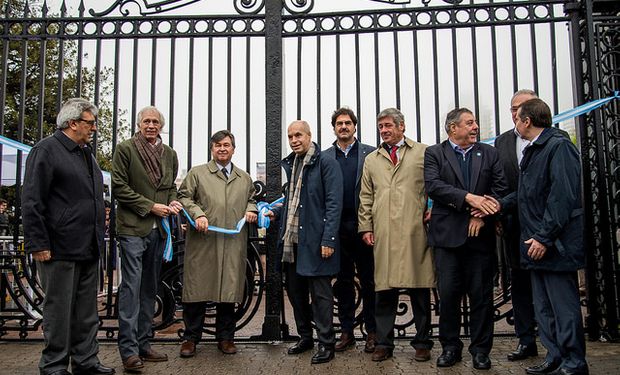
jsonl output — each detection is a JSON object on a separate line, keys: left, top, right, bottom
{"left": 377, "top": 108, "right": 404, "bottom": 126}
{"left": 56, "top": 98, "right": 98, "bottom": 129}
{"left": 137, "top": 106, "right": 166, "bottom": 128}
{"left": 511, "top": 89, "right": 538, "bottom": 104}
{"left": 444, "top": 108, "right": 473, "bottom": 133}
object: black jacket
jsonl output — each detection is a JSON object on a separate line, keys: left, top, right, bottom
{"left": 424, "top": 141, "right": 508, "bottom": 249}
{"left": 22, "top": 130, "right": 106, "bottom": 261}
{"left": 500, "top": 127, "right": 585, "bottom": 271}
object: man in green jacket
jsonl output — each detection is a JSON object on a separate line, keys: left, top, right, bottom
{"left": 112, "top": 106, "right": 182, "bottom": 372}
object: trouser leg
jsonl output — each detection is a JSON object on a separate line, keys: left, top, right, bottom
{"left": 334, "top": 235, "right": 356, "bottom": 334}
{"left": 137, "top": 229, "right": 164, "bottom": 354}
{"left": 308, "top": 276, "right": 335, "bottom": 346}
{"left": 285, "top": 262, "right": 313, "bottom": 341}
{"left": 215, "top": 303, "right": 237, "bottom": 341}
{"left": 465, "top": 249, "right": 495, "bottom": 355}
{"left": 434, "top": 247, "right": 464, "bottom": 353}
{"left": 182, "top": 302, "right": 207, "bottom": 343}
{"left": 375, "top": 289, "right": 398, "bottom": 350}
{"left": 408, "top": 288, "right": 434, "bottom": 350}
{"left": 69, "top": 260, "right": 100, "bottom": 370}
{"left": 354, "top": 238, "right": 376, "bottom": 334}
{"left": 511, "top": 267, "right": 537, "bottom": 347}
{"left": 117, "top": 235, "right": 146, "bottom": 360}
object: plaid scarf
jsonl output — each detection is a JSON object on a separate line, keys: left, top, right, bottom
{"left": 282, "top": 142, "right": 315, "bottom": 263}
{"left": 132, "top": 131, "right": 164, "bottom": 187}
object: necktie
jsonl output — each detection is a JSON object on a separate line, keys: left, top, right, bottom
{"left": 222, "top": 167, "right": 229, "bottom": 180}
{"left": 389, "top": 145, "right": 398, "bottom": 165}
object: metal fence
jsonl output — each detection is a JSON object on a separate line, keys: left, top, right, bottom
{"left": 0, "top": 0, "right": 619, "bottom": 342}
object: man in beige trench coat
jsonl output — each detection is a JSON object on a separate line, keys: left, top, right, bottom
{"left": 177, "top": 130, "right": 257, "bottom": 357}
{"left": 358, "top": 108, "right": 435, "bottom": 362}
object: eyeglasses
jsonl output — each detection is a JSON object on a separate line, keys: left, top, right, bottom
{"left": 75, "top": 118, "right": 97, "bottom": 126}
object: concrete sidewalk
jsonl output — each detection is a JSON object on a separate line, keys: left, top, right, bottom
{"left": 1, "top": 337, "right": 619, "bottom": 375}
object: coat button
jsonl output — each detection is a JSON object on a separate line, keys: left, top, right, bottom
{"left": 331, "top": 237, "right": 335, "bottom": 240}
{"left": 299, "top": 226, "right": 303, "bottom": 229}
{"left": 299, "top": 204, "right": 303, "bottom": 208}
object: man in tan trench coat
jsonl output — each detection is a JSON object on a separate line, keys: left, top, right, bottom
{"left": 358, "top": 108, "right": 435, "bottom": 363}
{"left": 177, "top": 130, "right": 257, "bottom": 357}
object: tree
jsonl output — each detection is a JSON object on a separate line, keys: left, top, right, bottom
{"left": 1, "top": 0, "right": 129, "bottom": 175}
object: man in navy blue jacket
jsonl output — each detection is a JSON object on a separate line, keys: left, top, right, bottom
{"left": 268, "top": 120, "right": 343, "bottom": 364}
{"left": 22, "top": 98, "right": 114, "bottom": 375}
{"left": 499, "top": 98, "right": 588, "bottom": 375}
{"left": 323, "top": 107, "right": 377, "bottom": 354}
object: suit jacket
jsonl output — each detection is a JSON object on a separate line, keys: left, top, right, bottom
{"left": 424, "top": 140, "right": 508, "bottom": 249}
{"left": 112, "top": 138, "right": 179, "bottom": 238}
{"left": 322, "top": 139, "right": 376, "bottom": 212}
{"left": 22, "top": 130, "right": 105, "bottom": 260}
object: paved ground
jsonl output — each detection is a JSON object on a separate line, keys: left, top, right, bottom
{"left": 1, "top": 337, "right": 619, "bottom": 375}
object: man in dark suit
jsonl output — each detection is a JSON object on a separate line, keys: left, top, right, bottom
{"left": 323, "top": 107, "right": 377, "bottom": 354}
{"left": 22, "top": 98, "right": 115, "bottom": 375}
{"left": 495, "top": 89, "right": 539, "bottom": 361}
{"left": 424, "top": 108, "right": 508, "bottom": 370}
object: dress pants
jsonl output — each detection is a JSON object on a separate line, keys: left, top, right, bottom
{"left": 333, "top": 222, "right": 376, "bottom": 335}
{"left": 285, "top": 261, "right": 335, "bottom": 346}
{"left": 435, "top": 245, "right": 495, "bottom": 355}
{"left": 117, "top": 229, "right": 164, "bottom": 360}
{"left": 510, "top": 267, "right": 537, "bottom": 347}
{"left": 531, "top": 270, "right": 588, "bottom": 372}
{"left": 38, "top": 259, "right": 100, "bottom": 375}
{"left": 182, "top": 302, "right": 236, "bottom": 342}
{"left": 375, "top": 288, "right": 433, "bottom": 350}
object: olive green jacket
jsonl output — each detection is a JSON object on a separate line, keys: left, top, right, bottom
{"left": 112, "top": 139, "right": 179, "bottom": 237}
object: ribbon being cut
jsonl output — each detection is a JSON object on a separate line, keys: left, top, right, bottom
{"left": 162, "top": 196, "right": 285, "bottom": 261}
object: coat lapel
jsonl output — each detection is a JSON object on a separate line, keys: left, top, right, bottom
{"left": 442, "top": 141, "right": 466, "bottom": 188}
{"left": 470, "top": 143, "right": 482, "bottom": 192}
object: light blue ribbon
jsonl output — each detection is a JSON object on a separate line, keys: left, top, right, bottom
{"left": 480, "top": 92, "right": 620, "bottom": 145}
{"left": 161, "top": 196, "right": 286, "bottom": 261}
{"left": 257, "top": 196, "right": 285, "bottom": 229}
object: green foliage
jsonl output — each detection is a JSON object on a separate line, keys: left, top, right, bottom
{"left": 1, "top": 0, "right": 129, "bottom": 176}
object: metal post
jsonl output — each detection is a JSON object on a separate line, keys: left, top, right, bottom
{"left": 260, "top": 0, "right": 288, "bottom": 340}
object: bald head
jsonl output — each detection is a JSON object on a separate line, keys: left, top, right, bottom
{"left": 287, "top": 120, "right": 313, "bottom": 155}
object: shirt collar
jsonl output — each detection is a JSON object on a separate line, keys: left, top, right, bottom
{"left": 216, "top": 162, "right": 232, "bottom": 174}
{"left": 448, "top": 138, "right": 473, "bottom": 154}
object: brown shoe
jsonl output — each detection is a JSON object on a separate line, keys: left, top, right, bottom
{"left": 414, "top": 348, "right": 431, "bottom": 362}
{"left": 140, "top": 348, "right": 168, "bottom": 362}
{"left": 179, "top": 340, "right": 196, "bottom": 358}
{"left": 371, "top": 347, "right": 393, "bottom": 362}
{"left": 364, "top": 332, "right": 377, "bottom": 353}
{"left": 218, "top": 340, "right": 237, "bottom": 354}
{"left": 335, "top": 332, "right": 355, "bottom": 352}
{"left": 122, "top": 355, "right": 144, "bottom": 372}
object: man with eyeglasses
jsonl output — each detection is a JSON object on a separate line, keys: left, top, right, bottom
{"left": 323, "top": 107, "right": 377, "bottom": 354}
{"left": 23, "top": 98, "right": 115, "bottom": 375}
{"left": 112, "top": 106, "right": 182, "bottom": 372}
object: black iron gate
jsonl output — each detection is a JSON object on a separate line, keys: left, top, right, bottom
{"left": 0, "top": 0, "right": 618, "bottom": 342}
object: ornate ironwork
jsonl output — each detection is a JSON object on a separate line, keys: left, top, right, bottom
{"left": 90, "top": 0, "right": 203, "bottom": 17}
{"left": 234, "top": 0, "right": 265, "bottom": 15}
{"left": 280, "top": 0, "right": 569, "bottom": 36}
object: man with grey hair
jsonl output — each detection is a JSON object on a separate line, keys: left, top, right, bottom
{"left": 113, "top": 106, "right": 182, "bottom": 372}
{"left": 424, "top": 108, "right": 507, "bottom": 370}
{"left": 23, "top": 98, "right": 115, "bottom": 375}
{"left": 495, "top": 89, "right": 540, "bottom": 361}
{"left": 358, "top": 108, "right": 435, "bottom": 362}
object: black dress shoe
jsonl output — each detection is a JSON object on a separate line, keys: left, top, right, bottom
{"left": 436, "top": 350, "right": 462, "bottom": 367}
{"left": 287, "top": 339, "right": 314, "bottom": 355}
{"left": 548, "top": 367, "right": 589, "bottom": 375}
{"left": 507, "top": 343, "right": 538, "bottom": 361}
{"left": 311, "top": 344, "right": 335, "bottom": 364}
{"left": 526, "top": 361, "right": 560, "bottom": 375}
{"left": 73, "top": 363, "right": 116, "bottom": 375}
{"left": 472, "top": 353, "right": 492, "bottom": 370}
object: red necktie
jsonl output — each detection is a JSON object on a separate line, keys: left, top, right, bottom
{"left": 389, "top": 145, "right": 398, "bottom": 165}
